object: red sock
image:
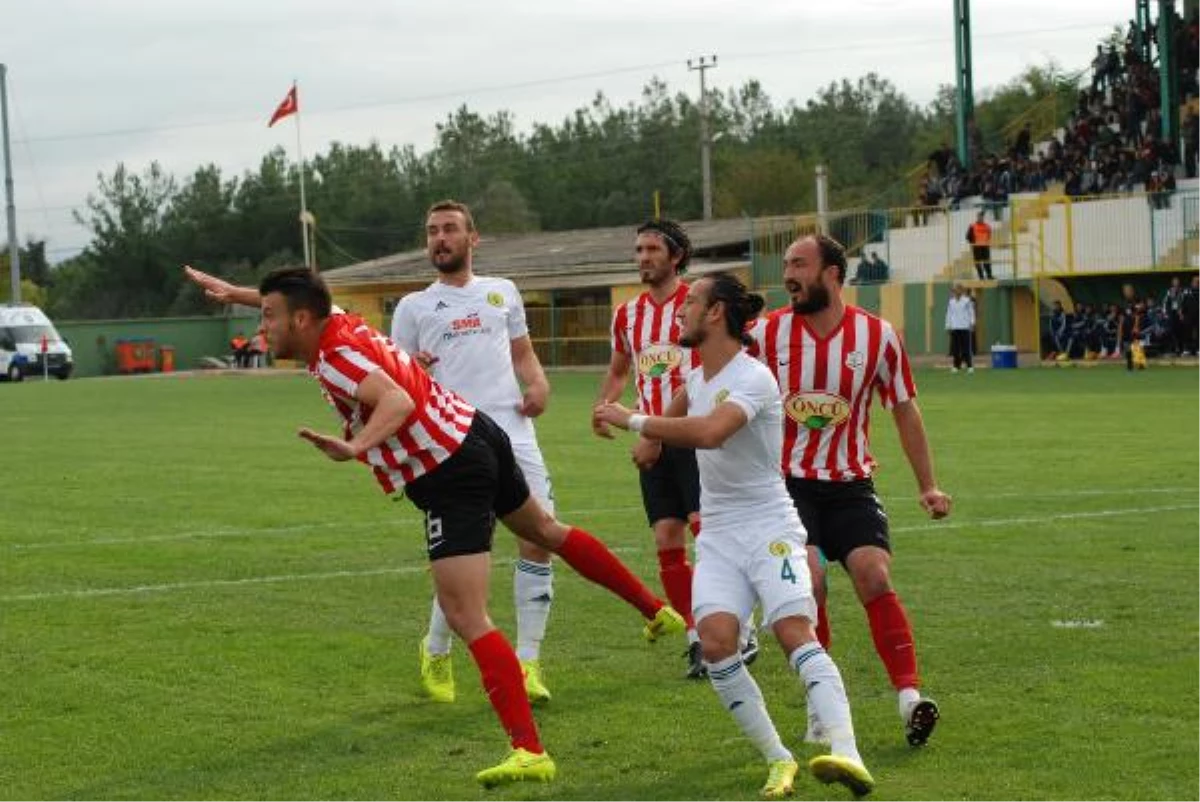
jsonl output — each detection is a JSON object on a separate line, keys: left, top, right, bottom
{"left": 864, "top": 590, "right": 920, "bottom": 690}
{"left": 657, "top": 547, "right": 695, "bottom": 629}
{"left": 467, "top": 630, "right": 542, "bottom": 754}
{"left": 688, "top": 518, "right": 701, "bottom": 538}
{"left": 555, "top": 528, "right": 663, "bottom": 619}
{"left": 815, "top": 600, "right": 831, "bottom": 649}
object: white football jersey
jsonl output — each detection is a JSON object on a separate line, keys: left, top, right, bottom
{"left": 687, "top": 351, "right": 803, "bottom": 537}
{"left": 391, "top": 276, "right": 535, "bottom": 446}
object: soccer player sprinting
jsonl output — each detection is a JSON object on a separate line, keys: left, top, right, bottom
{"left": 184, "top": 265, "right": 685, "bottom": 788}
{"left": 749, "top": 234, "right": 951, "bottom": 747}
{"left": 596, "top": 272, "right": 874, "bottom": 798}
{"left": 392, "top": 201, "right": 557, "bottom": 706}
{"left": 594, "top": 218, "right": 757, "bottom": 679}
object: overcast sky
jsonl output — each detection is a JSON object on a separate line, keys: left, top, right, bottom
{"left": 4, "top": 0, "right": 1134, "bottom": 262}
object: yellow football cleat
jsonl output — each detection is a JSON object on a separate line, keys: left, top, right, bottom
{"left": 761, "top": 759, "right": 799, "bottom": 798}
{"left": 419, "top": 637, "right": 455, "bottom": 704}
{"left": 522, "top": 659, "right": 552, "bottom": 705}
{"left": 643, "top": 605, "right": 687, "bottom": 643}
{"left": 476, "top": 748, "right": 557, "bottom": 788}
{"left": 809, "top": 754, "right": 875, "bottom": 797}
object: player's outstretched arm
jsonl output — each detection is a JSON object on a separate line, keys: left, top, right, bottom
{"left": 183, "top": 265, "right": 262, "bottom": 307}
{"left": 595, "top": 400, "right": 747, "bottom": 450}
{"left": 629, "top": 386, "right": 688, "bottom": 468}
{"left": 300, "top": 372, "right": 416, "bottom": 463}
{"left": 891, "top": 399, "right": 952, "bottom": 519}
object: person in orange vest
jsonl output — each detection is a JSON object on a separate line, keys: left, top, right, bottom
{"left": 230, "top": 332, "right": 251, "bottom": 368}
{"left": 965, "top": 210, "right": 993, "bottom": 280}
{"left": 248, "top": 327, "right": 269, "bottom": 368}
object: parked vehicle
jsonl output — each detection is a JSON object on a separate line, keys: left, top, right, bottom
{"left": 0, "top": 304, "right": 74, "bottom": 381}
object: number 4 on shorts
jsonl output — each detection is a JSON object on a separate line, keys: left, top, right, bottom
{"left": 780, "top": 558, "right": 797, "bottom": 584}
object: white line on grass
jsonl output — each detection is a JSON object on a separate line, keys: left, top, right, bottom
{"left": 7, "top": 486, "right": 1196, "bottom": 552}
{"left": 7, "top": 520, "right": 399, "bottom": 551}
{"left": 889, "top": 504, "right": 1196, "bottom": 534}
{"left": 1, "top": 566, "right": 427, "bottom": 603}
{"left": 1051, "top": 619, "right": 1106, "bottom": 629}
{"left": 3, "top": 503, "right": 1195, "bottom": 604}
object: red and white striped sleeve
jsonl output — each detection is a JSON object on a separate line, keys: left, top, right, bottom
{"left": 874, "top": 323, "right": 917, "bottom": 409}
{"left": 611, "top": 302, "right": 630, "bottom": 355}
{"left": 316, "top": 345, "right": 381, "bottom": 402}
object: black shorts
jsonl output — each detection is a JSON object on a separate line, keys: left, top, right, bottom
{"left": 784, "top": 476, "right": 890, "bottom": 565}
{"left": 403, "top": 411, "right": 531, "bottom": 561}
{"left": 638, "top": 444, "right": 701, "bottom": 527}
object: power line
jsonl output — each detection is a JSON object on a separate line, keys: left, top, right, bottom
{"left": 11, "top": 60, "right": 682, "bottom": 146}
{"left": 722, "top": 21, "right": 1118, "bottom": 65}
{"left": 11, "top": 21, "right": 1119, "bottom": 147}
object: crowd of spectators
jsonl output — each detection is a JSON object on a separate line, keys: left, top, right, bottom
{"left": 1042, "top": 276, "right": 1200, "bottom": 365}
{"left": 849, "top": 251, "right": 891, "bottom": 284}
{"left": 917, "top": 12, "right": 1198, "bottom": 216}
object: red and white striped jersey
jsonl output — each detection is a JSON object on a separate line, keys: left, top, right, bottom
{"left": 610, "top": 282, "right": 701, "bottom": 414}
{"left": 311, "top": 313, "right": 476, "bottom": 494}
{"left": 748, "top": 305, "right": 917, "bottom": 481}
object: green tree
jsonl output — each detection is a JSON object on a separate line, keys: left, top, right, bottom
{"left": 474, "top": 179, "right": 539, "bottom": 233}
{"left": 64, "top": 162, "right": 177, "bottom": 318}
{"left": 0, "top": 250, "right": 47, "bottom": 306}
{"left": 714, "top": 147, "right": 812, "bottom": 217}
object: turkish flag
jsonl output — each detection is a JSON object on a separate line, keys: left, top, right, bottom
{"left": 268, "top": 85, "right": 298, "bottom": 127}
{"left": 40, "top": 334, "right": 48, "bottom": 354}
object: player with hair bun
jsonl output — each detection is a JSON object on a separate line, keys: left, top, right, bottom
{"left": 596, "top": 271, "right": 874, "bottom": 798}
{"left": 594, "top": 219, "right": 759, "bottom": 680}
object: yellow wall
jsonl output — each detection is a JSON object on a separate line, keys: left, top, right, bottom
{"left": 1012, "top": 286, "right": 1038, "bottom": 352}
{"left": 879, "top": 283, "right": 906, "bottom": 340}
{"left": 332, "top": 282, "right": 425, "bottom": 331}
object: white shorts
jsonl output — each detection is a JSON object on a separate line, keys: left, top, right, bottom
{"left": 692, "top": 521, "right": 815, "bottom": 628}
{"left": 512, "top": 439, "right": 554, "bottom": 515}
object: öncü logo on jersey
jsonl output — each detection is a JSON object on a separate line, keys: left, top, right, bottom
{"left": 636, "top": 343, "right": 683, "bottom": 378}
{"left": 785, "top": 391, "right": 850, "bottom": 431}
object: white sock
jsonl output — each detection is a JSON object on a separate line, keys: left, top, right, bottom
{"left": 514, "top": 559, "right": 553, "bottom": 661}
{"left": 687, "top": 628, "right": 700, "bottom": 645}
{"left": 789, "top": 642, "right": 862, "bottom": 764}
{"left": 707, "top": 654, "right": 793, "bottom": 764}
{"left": 426, "top": 596, "right": 454, "bottom": 655}
{"left": 898, "top": 686, "right": 921, "bottom": 719}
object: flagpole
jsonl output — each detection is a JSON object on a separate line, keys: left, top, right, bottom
{"left": 292, "top": 81, "right": 313, "bottom": 270}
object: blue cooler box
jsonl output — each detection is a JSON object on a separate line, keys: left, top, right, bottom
{"left": 990, "top": 344, "right": 1018, "bottom": 369}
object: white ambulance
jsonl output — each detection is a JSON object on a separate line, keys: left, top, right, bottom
{"left": 0, "top": 304, "right": 74, "bottom": 381}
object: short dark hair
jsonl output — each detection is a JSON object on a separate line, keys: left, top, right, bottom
{"left": 703, "top": 271, "right": 765, "bottom": 346}
{"left": 259, "top": 267, "right": 332, "bottom": 318}
{"left": 427, "top": 199, "right": 476, "bottom": 232}
{"left": 637, "top": 218, "right": 693, "bottom": 274}
{"left": 813, "top": 234, "right": 848, "bottom": 284}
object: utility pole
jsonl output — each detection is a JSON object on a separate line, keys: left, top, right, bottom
{"left": 815, "top": 165, "right": 830, "bottom": 235}
{"left": 688, "top": 55, "right": 717, "bottom": 220}
{"left": 1, "top": 64, "right": 19, "bottom": 303}
{"left": 953, "top": 0, "right": 976, "bottom": 170}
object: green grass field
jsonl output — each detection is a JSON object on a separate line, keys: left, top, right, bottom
{"left": 2, "top": 367, "right": 1197, "bottom": 800}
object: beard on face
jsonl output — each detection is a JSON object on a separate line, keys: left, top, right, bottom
{"left": 790, "top": 281, "right": 832, "bottom": 315}
{"left": 679, "top": 327, "right": 704, "bottom": 348}
{"left": 639, "top": 261, "right": 672, "bottom": 285}
{"left": 431, "top": 248, "right": 466, "bottom": 274}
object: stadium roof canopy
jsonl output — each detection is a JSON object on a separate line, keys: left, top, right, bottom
{"left": 319, "top": 216, "right": 799, "bottom": 291}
